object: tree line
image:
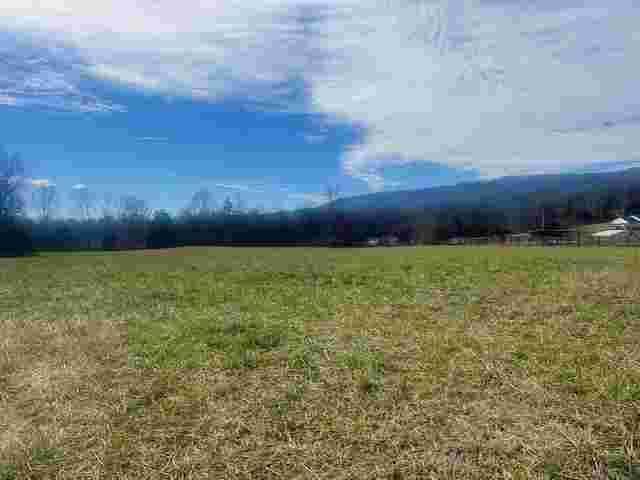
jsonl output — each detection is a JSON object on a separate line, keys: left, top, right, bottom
{"left": 2, "top": 145, "right": 640, "bottom": 256}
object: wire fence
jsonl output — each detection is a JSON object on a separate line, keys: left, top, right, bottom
{"left": 444, "top": 229, "right": 640, "bottom": 247}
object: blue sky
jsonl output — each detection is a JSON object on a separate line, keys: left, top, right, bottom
{"left": 1, "top": 1, "right": 639, "bottom": 215}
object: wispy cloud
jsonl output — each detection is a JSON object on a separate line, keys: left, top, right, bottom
{"left": 135, "top": 136, "right": 170, "bottom": 143}
{"left": 303, "top": 133, "right": 327, "bottom": 144}
{"left": 209, "top": 180, "right": 325, "bottom": 207}
{"left": 0, "top": 1, "right": 318, "bottom": 110}
{"left": 0, "top": 31, "right": 125, "bottom": 113}
{"left": 71, "top": 183, "right": 88, "bottom": 190}
{"left": 214, "top": 183, "right": 262, "bottom": 193}
{"left": 0, "top": 94, "right": 18, "bottom": 106}
{"left": 286, "top": 192, "right": 326, "bottom": 206}
{"left": 577, "top": 160, "right": 640, "bottom": 174}
{"left": 30, "top": 178, "right": 55, "bottom": 188}
{"left": 1, "top": 0, "right": 639, "bottom": 185}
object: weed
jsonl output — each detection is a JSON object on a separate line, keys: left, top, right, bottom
{"left": 511, "top": 351, "right": 529, "bottom": 369}
{"left": 286, "top": 382, "right": 306, "bottom": 402}
{"left": 126, "top": 398, "right": 145, "bottom": 417}
{"left": 288, "top": 336, "right": 330, "bottom": 382}
{"left": 542, "top": 462, "right": 562, "bottom": 480}
{"left": 338, "top": 337, "right": 385, "bottom": 395}
{"left": 31, "top": 447, "right": 63, "bottom": 466}
{"left": 0, "top": 465, "right": 16, "bottom": 480}
{"left": 607, "top": 381, "right": 640, "bottom": 401}
{"left": 338, "top": 337, "right": 384, "bottom": 371}
{"left": 606, "top": 450, "right": 640, "bottom": 480}
{"left": 557, "top": 367, "right": 578, "bottom": 386}
{"left": 208, "top": 315, "right": 288, "bottom": 352}
{"left": 224, "top": 348, "right": 258, "bottom": 369}
{"left": 608, "top": 317, "right": 627, "bottom": 337}
{"left": 270, "top": 398, "right": 289, "bottom": 418}
{"left": 358, "top": 367, "right": 385, "bottom": 396}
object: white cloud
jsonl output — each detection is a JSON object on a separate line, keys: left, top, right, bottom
{"left": 30, "top": 178, "right": 55, "bottom": 188}
{"left": 0, "top": 0, "right": 320, "bottom": 109}
{"left": 71, "top": 183, "right": 88, "bottom": 190}
{"left": 309, "top": 0, "right": 640, "bottom": 185}
{"left": 0, "top": 94, "right": 18, "bottom": 106}
{"left": 1, "top": 0, "right": 639, "bottom": 183}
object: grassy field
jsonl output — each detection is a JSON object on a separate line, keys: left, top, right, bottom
{"left": 1, "top": 246, "right": 639, "bottom": 479}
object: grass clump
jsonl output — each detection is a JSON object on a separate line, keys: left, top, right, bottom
{"left": 511, "top": 350, "right": 529, "bottom": 369}
{"left": 224, "top": 348, "right": 258, "bottom": 369}
{"left": 126, "top": 398, "right": 146, "bottom": 417}
{"left": 288, "top": 335, "right": 332, "bottom": 382}
{"left": 542, "top": 462, "right": 562, "bottom": 480}
{"left": 271, "top": 382, "right": 307, "bottom": 420}
{"left": 30, "top": 447, "right": 63, "bottom": 467}
{"left": 337, "top": 337, "right": 385, "bottom": 395}
{"left": 212, "top": 315, "right": 288, "bottom": 351}
{"left": 201, "top": 312, "right": 289, "bottom": 369}
{"left": 607, "top": 381, "right": 640, "bottom": 402}
{"left": 0, "top": 465, "right": 16, "bottom": 480}
{"left": 606, "top": 452, "right": 640, "bottom": 480}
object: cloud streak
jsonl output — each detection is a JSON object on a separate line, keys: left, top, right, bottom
{"left": 303, "top": 133, "right": 328, "bottom": 144}
{"left": 286, "top": 191, "right": 326, "bottom": 206}
{"left": 1, "top": 0, "right": 639, "bottom": 185}
{"left": 136, "top": 137, "right": 170, "bottom": 143}
{"left": 214, "top": 183, "right": 263, "bottom": 193}
{"left": 30, "top": 178, "right": 55, "bottom": 188}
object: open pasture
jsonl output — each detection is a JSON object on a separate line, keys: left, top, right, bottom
{"left": 1, "top": 246, "right": 639, "bottom": 479}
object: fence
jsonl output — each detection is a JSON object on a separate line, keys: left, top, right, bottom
{"left": 445, "top": 229, "right": 640, "bottom": 247}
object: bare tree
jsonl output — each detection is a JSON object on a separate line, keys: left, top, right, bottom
{"left": 325, "top": 183, "right": 341, "bottom": 244}
{"left": 248, "top": 204, "right": 264, "bottom": 217}
{"left": 233, "top": 192, "right": 247, "bottom": 214}
{"left": 70, "top": 185, "right": 94, "bottom": 220}
{"left": 119, "top": 195, "right": 150, "bottom": 222}
{"left": 113, "top": 195, "right": 151, "bottom": 250}
{"left": 325, "top": 184, "right": 341, "bottom": 206}
{"left": 0, "top": 146, "right": 25, "bottom": 220}
{"left": 188, "top": 188, "right": 214, "bottom": 216}
{"left": 32, "top": 183, "right": 58, "bottom": 222}
{"left": 102, "top": 192, "right": 116, "bottom": 219}
{"left": 222, "top": 196, "right": 234, "bottom": 215}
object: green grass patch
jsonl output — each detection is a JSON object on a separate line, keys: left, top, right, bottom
{"left": 30, "top": 447, "right": 64, "bottom": 467}
{"left": 0, "top": 465, "right": 17, "bottom": 480}
{"left": 606, "top": 450, "right": 640, "bottom": 480}
{"left": 337, "top": 337, "right": 385, "bottom": 395}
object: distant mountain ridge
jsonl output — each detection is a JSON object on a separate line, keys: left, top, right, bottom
{"left": 330, "top": 168, "right": 640, "bottom": 213}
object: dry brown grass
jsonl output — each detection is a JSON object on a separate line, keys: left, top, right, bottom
{"left": 1, "top": 247, "right": 639, "bottom": 479}
{"left": 0, "top": 314, "right": 128, "bottom": 479}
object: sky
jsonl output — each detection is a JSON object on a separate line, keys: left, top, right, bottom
{"left": 1, "top": 0, "right": 639, "bottom": 215}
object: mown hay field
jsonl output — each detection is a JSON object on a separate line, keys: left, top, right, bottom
{"left": 1, "top": 246, "right": 639, "bottom": 479}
